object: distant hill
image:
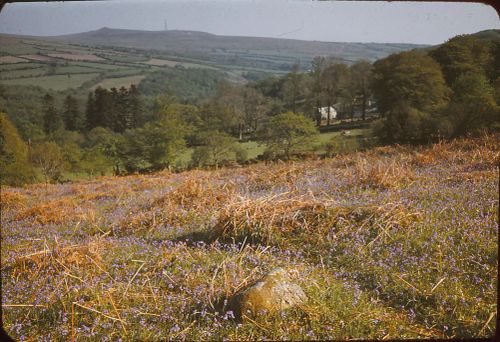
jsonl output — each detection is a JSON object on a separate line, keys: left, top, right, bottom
{"left": 47, "top": 27, "right": 428, "bottom": 66}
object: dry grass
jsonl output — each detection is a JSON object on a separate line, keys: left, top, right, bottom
{"left": 1, "top": 190, "right": 27, "bottom": 210}
{"left": 15, "top": 197, "right": 79, "bottom": 224}
{"left": 348, "top": 156, "right": 416, "bottom": 189}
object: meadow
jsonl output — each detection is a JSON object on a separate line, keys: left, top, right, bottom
{"left": 1, "top": 134, "right": 498, "bottom": 340}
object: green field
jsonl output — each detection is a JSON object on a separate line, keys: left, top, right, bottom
{"left": 0, "top": 73, "right": 100, "bottom": 91}
{"left": 0, "top": 67, "right": 48, "bottom": 79}
{"left": 53, "top": 65, "right": 103, "bottom": 74}
{"left": 66, "top": 61, "right": 132, "bottom": 70}
{"left": 91, "top": 74, "right": 147, "bottom": 90}
{"left": 0, "top": 62, "right": 45, "bottom": 71}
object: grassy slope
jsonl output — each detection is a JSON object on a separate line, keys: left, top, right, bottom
{"left": 1, "top": 134, "right": 497, "bottom": 340}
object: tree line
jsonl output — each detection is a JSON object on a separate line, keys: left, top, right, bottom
{"left": 41, "top": 84, "right": 144, "bottom": 135}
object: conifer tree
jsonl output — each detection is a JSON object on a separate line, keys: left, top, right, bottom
{"left": 42, "top": 93, "right": 62, "bottom": 134}
{"left": 63, "top": 95, "right": 84, "bottom": 131}
{"left": 116, "top": 86, "right": 130, "bottom": 132}
{"left": 85, "top": 92, "right": 96, "bottom": 131}
{"left": 128, "top": 84, "right": 143, "bottom": 128}
{"left": 93, "top": 86, "right": 112, "bottom": 129}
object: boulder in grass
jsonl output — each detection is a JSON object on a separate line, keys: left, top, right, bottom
{"left": 231, "top": 268, "right": 307, "bottom": 318}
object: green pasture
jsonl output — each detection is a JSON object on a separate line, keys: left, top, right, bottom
{"left": 53, "top": 65, "right": 104, "bottom": 74}
{"left": 0, "top": 73, "right": 100, "bottom": 91}
{"left": 90, "top": 74, "right": 147, "bottom": 90}
{"left": 0, "top": 68, "right": 48, "bottom": 79}
{"left": 0, "top": 62, "right": 45, "bottom": 71}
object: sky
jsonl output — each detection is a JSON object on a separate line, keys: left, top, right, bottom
{"left": 0, "top": 0, "right": 498, "bottom": 45}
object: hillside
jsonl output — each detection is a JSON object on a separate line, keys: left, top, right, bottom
{"left": 49, "top": 27, "right": 428, "bottom": 67}
{"left": 1, "top": 134, "right": 498, "bottom": 340}
{"left": 472, "top": 29, "right": 500, "bottom": 42}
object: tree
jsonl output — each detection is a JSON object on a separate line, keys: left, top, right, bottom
{"left": 258, "top": 111, "right": 318, "bottom": 160}
{"left": 447, "top": 72, "right": 498, "bottom": 137}
{"left": 191, "top": 130, "right": 238, "bottom": 169}
{"left": 51, "top": 130, "right": 85, "bottom": 173}
{"left": 30, "top": 141, "right": 67, "bottom": 183}
{"left": 349, "top": 60, "right": 373, "bottom": 120}
{"left": 430, "top": 35, "right": 494, "bottom": 86}
{"left": 80, "top": 148, "right": 110, "bottom": 179}
{"left": 373, "top": 51, "right": 449, "bottom": 114}
{"left": 372, "top": 51, "right": 450, "bottom": 143}
{"left": 63, "top": 95, "right": 84, "bottom": 131}
{"left": 93, "top": 86, "right": 113, "bottom": 129}
{"left": 0, "top": 113, "right": 35, "bottom": 186}
{"left": 85, "top": 127, "right": 124, "bottom": 175}
{"left": 322, "top": 63, "right": 349, "bottom": 124}
{"left": 121, "top": 103, "right": 191, "bottom": 172}
{"left": 152, "top": 95, "right": 198, "bottom": 136}
{"left": 85, "top": 92, "right": 96, "bottom": 131}
{"left": 281, "top": 64, "right": 307, "bottom": 114}
{"left": 309, "top": 56, "right": 326, "bottom": 125}
{"left": 212, "top": 80, "right": 245, "bottom": 139}
{"left": 114, "top": 86, "right": 131, "bottom": 133}
{"left": 128, "top": 84, "right": 144, "bottom": 128}
{"left": 106, "top": 87, "right": 119, "bottom": 131}
{"left": 373, "top": 103, "right": 430, "bottom": 143}
{"left": 242, "top": 87, "right": 268, "bottom": 137}
{"left": 42, "top": 93, "right": 62, "bottom": 135}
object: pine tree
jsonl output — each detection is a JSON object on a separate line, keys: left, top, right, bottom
{"left": 93, "top": 86, "right": 112, "bottom": 129}
{"left": 115, "top": 86, "right": 130, "bottom": 132}
{"left": 85, "top": 92, "right": 96, "bottom": 131}
{"left": 63, "top": 95, "right": 83, "bottom": 131}
{"left": 42, "top": 93, "right": 62, "bottom": 134}
{"left": 107, "top": 87, "right": 119, "bottom": 131}
{"left": 128, "top": 84, "right": 143, "bottom": 128}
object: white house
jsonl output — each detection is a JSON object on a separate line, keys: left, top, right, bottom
{"left": 319, "top": 106, "right": 337, "bottom": 120}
